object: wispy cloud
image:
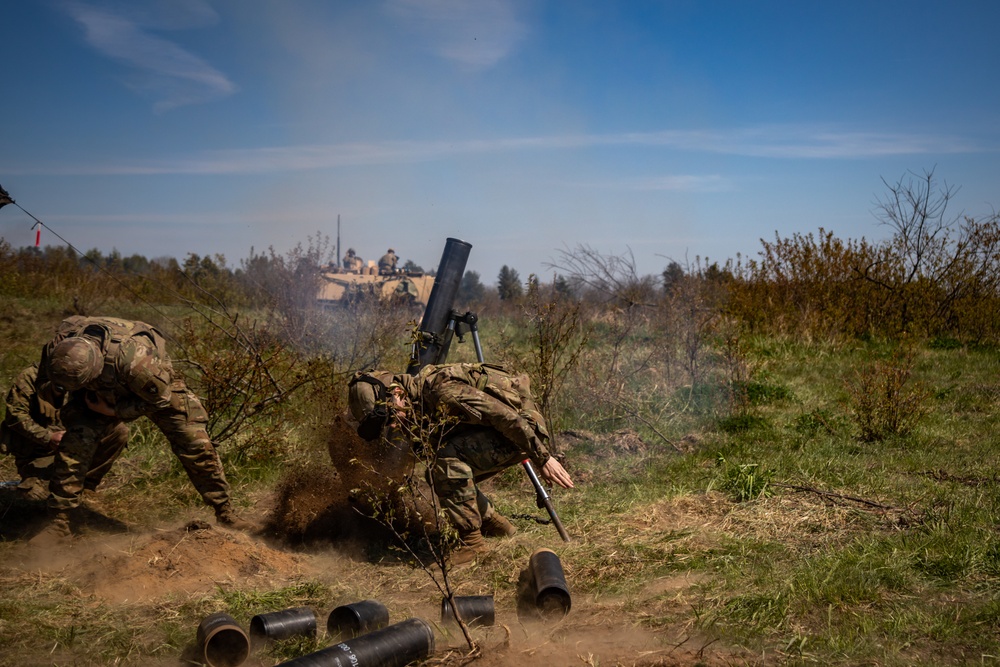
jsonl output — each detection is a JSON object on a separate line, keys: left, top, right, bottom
{"left": 611, "top": 126, "right": 986, "bottom": 158}
{"left": 8, "top": 125, "right": 988, "bottom": 176}
{"left": 62, "top": 0, "right": 236, "bottom": 111}
{"left": 623, "top": 175, "right": 731, "bottom": 193}
{"left": 383, "top": 0, "right": 528, "bottom": 69}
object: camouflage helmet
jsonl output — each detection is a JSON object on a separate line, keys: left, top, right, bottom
{"left": 347, "top": 370, "right": 397, "bottom": 440}
{"left": 48, "top": 337, "right": 102, "bottom": 390}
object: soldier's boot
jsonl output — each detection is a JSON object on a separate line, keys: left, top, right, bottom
{"left": 449, "top": 529, "right": 488, "bottom": 567}
{"left": 481, "top": 512, "right": 517, "bottom": 538}
{"left": 215, "top": 502, "right": 257, "bottom": 532}
{"left": 17, "top": 477, "right": 49, "bottom": 502}
{"left": 29, "top": 511, "right": 73, "bottom": 547}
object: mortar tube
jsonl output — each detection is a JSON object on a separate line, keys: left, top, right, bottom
{"left": 529, "top": 548, "right": 572, "bottom": 618}
{"left": 406, "top": 237, "right": 472, "bottom": 372}
{"left": 326, "top": 599, "right": 390, "bottom": 641}
{"left": 196, "top": 612, "right": 250, "bottom": 667}
{"left": 250, "top": 606, "right": 317, "bottom": 642}
{"left": 277, "top": 617, "right": 435, "bottom": 667}
{"left": 441, "top": 595, "right": 495, "bottom": 628}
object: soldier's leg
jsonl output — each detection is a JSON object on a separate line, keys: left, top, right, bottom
{"left": 147, "top": 381, "right": 232, "bottom": 511}
{"left": 434, "top": 429, "right": 524, "bottom": 534}
{"left": 6, "top": 433, "right": 56, "bottom": 500}
{"left": 83, "top": 422, "right": 129, "bottom": 491}
{"left": 47, "top": 398, "right": 107, "bottom": 513}
{"left": 429, "top": 454, "right": 480, "bottom": 535}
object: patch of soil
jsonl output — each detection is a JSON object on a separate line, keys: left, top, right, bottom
{"left": 69, "top": 521, "right": 312, "bottom": 603}
{"left": 0, "top": 417, "right": 754, "bottom": 666}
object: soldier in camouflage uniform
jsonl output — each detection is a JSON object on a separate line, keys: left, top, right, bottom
{"left": 377, "top": 248, "right": 398, "bottom": 274}
{"left": 342, "top": 248, "right": 364, "bottom": 272}
{"left": 31, "top": 316, "right": 252, "bottom": 541}
{"left": 1, "top": 364, "right": 128, "bottom": 501}
{"left": 348, "top": 362, "right": 573, "bottom": 564}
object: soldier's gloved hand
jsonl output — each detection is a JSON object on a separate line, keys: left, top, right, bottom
{"left": 540, "top": 456, "right": 574, "bottom": 489}
{"left": 49, "top": 430, "right": 65, "bottom": 451}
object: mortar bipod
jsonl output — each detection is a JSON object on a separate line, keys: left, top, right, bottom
{"left": 445, "top": 309, "right": 484, "bottom": 363}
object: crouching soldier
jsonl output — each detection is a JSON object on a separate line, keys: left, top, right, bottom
{"left": 32, "top": 316, "right": 253, "bottom": 542}
{"left": 1, "top": 364, "right": 128, "bottom": 502}
{"left": 348, "top": 362, "right": 573, "bottom": 565}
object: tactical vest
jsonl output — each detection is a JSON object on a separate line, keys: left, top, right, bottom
{"left": 49, "top": 317, "right": 166, "bottom": 392}
{"left": 418, "top": 363, "right": 540, "bottom": 421}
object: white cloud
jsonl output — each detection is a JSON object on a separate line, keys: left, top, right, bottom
{"left": 7, "top": 125, "right": 988, "bottom": 176}
{"left": 383, "top": 0, "right": 528, "bottom": 69}
{"left": 62, "top": 0, "right": 236, "bottom": 111}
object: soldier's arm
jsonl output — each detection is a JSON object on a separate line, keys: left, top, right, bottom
{"left": 431, "top": 378, "right": 554, "bottom": 468}
{"left": 115, "top": 338, "right": 174, "bottom": 419}
{"left": 3, "top": 367, "right": 63, "bottom": 448}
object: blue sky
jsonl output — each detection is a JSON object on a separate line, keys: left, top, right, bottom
{"left": 1, "top": 1, "right": 998, "bottom": 284}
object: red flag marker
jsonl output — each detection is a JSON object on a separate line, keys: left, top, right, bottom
{"left": 35, "top": 227, "right": 41, "bottom": 247}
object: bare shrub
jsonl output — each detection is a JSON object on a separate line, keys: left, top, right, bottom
{"left": 731, "top": 170, "right": 1000, "bottom": 343}
{"left": 512, "top": 276, "right": 592, "bottom": 444}
{"left": 845, "top": 345, "right": 931, "bottom": 442}
{"left": 730, "top": 229, "right": 884, "bottom": 340}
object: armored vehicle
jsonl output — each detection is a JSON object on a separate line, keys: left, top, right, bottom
{"left": 316, "top": 263, "right": 436, "bottom": 308}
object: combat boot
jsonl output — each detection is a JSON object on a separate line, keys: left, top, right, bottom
{"left": 215, "top": 502, "right": 257, "bottom": 532}
{"left": 481, "top": 512, "right": 517, "bottom": 538}
{"left": 29, "top": 511, "right": 73, "bottom": 547}
{"left": 448, "top": 529, "right": 488, "bottom": 567}
{"left": 17, "top": 477, "right": 49, "bottom": 502}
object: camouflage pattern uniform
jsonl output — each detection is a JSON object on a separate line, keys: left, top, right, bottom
{"left": 378, "top": 249, "right": 398, "bottom": 274}
{"left": 38, "top": 317, "right": 233, "bottom": 515}
{"left": 343, "top": 249, "right": 364, "bottom": 271}
{"left": 1, "top": 364, "right": 128, "bottom": 496}
{"left": 352, "top": 363, "right": 552, "bottom": 535}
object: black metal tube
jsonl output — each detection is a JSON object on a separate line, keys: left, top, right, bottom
{"left": 250, "top": 607, "right": 317, "bottom": 642}
{"left": 529, "top": 548, "right": 572, "bottom": 618}
{"left": 278, "top": 618, "right": 435, "bottom": 667}
{"left": 407, "top": 238, "right": 472, "bottom": 373}
{"left": 327, "top": 600, "right": 390, "bottom": 641}
{"left": 440, "top": 595, "right": 495, "bottom": 628}
{"left": 196, "top": 612, "right": 250, "bottom": 667}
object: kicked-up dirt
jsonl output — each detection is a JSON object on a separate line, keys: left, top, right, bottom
{"left": 0, "top": 423, "right": 747, "bottom": 666}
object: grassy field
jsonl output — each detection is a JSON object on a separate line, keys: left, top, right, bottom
{"left": 1, "top": 292, "right": 999, "bottom": 666}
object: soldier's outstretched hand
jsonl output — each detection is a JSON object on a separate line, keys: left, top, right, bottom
{"left": 540, "top": 456, "right": 574, "bottom": 489}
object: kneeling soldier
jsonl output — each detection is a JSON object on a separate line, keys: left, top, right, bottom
{"left": 348, "top": 363, "right": 573, "bottom": 565}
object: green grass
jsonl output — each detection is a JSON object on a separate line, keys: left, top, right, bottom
{"left": 4, "top": 293, "right": 1000, "bottom": 665}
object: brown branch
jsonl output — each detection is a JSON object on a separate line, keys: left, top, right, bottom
{"left": 771, "top": 482, "right": 898, "bottom": 511}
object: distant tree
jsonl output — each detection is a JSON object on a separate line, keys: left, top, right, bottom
{"left": 105, "top": 248, "right": 123, "bottom": 271}
{"left": 553, "top": 273, "right": 574, "bottom": 299}
{"left": 458, "top": 270, "right": 485, "bottom": 303}
{"left": 703, "top": 261, "right": 733, "bottom": 284}
{"left": 81, "top": 248, "right": 104, "bottom": 271}
{"left": 497, "top": 265, "right": 523, "bottom": 301}
{"left": 403, "top": 259, "right": 424, "bottom": 274}
{"left": 123, "top": 253, "right": 150, "bottom": 274}
{"left": 662, "top": 261, "right": 684, "bottom": 293}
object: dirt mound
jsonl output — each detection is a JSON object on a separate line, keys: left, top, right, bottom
{"left": 69, "top": 521, "right": 312, "bottom": 603}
